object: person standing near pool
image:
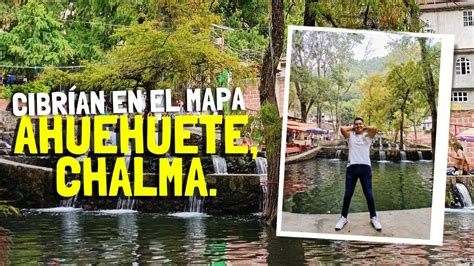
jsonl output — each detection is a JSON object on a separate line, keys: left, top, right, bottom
{"left": 335, "top": 117, "right": 382, "bottom": 231}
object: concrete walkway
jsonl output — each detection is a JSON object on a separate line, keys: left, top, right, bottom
{"left": 281, "top": 208, "right": 431, "bottom": 240}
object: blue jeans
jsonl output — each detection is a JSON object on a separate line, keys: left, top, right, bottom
{"left": 341, "top": 164, "right": 377, "bottom": 218}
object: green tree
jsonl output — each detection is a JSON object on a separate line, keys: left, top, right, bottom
{"left": 303, "top": 0, "right": 421, "bottom": 31}
{"left": 418, "top": 37, "right": 440, "bottom": 157}
{"left": 324, "top": 33, "right": 362, "bottom": 135}
{"left": 0, "top": 0, "right": 73, "bottom": 78}
{"left": 291, "top": 30, "right": 331, "bottom": 124}
{"left": 211, "top": 0, "right": 268, "bottom": 35}
{"left": 62, "top": 0, "right": 158, "bottom": 62}
{"left": 385, "top": 60, "right": 425, "bottom": 149}
{"left": 356, "top": 73, "right": 392, "bottom": 130}
{"left": 258, "top": 0, "right": 284, "bottom": 223}
{"left": 63, "top": 2, "right": 252, "bottom": 106}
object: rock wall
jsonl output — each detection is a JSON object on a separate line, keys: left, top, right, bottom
{"left": 0, "top": 158, "right": 56, "bottom": 208}
{"left": 206, "top": 174, "right": 261, "bottom": 214}
{"left": 446, "top": 175, "right": 474, "bottom": 194}
{"left": 0, "top": 156, "right": 263, "bottom": 214}
{"left": 0, "top": 111, "right": 18, "bottom": 153}
{"left": 323, "top": 148, "right": 433, "bottom": 161}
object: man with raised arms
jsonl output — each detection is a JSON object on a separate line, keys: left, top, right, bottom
{"left": 335, "top": 117, "right": 382, "bottom": 231}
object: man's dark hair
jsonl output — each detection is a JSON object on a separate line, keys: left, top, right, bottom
{"left": 353, "top": 117, "right": 364, "bottom": 124}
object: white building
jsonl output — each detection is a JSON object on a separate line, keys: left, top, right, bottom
{"left": 419, "top": 0, "right": 474, "bottom": 109}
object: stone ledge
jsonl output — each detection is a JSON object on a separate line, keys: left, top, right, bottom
{"left": 281, "top": 208, "right": 431, "bottom": 240}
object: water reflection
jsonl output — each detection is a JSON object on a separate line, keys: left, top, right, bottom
{"left": 2, "top": 212, "right": 473, "bottom": 263}
{"left": 284, "top": 159, "right": 433, "bottom": 214}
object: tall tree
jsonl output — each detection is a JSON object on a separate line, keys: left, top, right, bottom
{"left": 291, "top": 30, "right": 331, "bottom": 123}
{"left": 418, "top": 37, "right": 438, "bottom": 158}
{"left": 385, "top": 60, "right": 425, "bottom": 149}
{"left": 0, "top": 0, "right": 73, "bottom": 78}
{"left": 259, "top": 0, "right": 284, "bottom": 223}
{"left": 305, "top": 0, "right": 421, "bottom": 31}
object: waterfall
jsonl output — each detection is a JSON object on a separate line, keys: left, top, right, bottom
{"left": 455, "top": 183, "right": 472, "bottom": 207}
{"left": 255, "top": 157, "right": 268, "bottom": 213}
{"left": 400, "top": 151, "right": 407, "bottom": 161}
{"left": 418, "top": 151, "right": 423, "bottom": 160}
{"left": 115, "top": 148, "right": 135, "bottom": 210}
{"left": 212, "top": 156, "right": 228, "bottom": 174}
{"left": 125, "top": 147, "right": 132, "bottom": 170}
{"left": 396, "top": 144, "right": 399, "bottom": 150}
{"left": 59, "top": 194, "right": 78, "bottom": 208}
{"left": 186, "top": 193, "right": 204, "bottom": 213}
{"left": 116, "top": 197, "right": 136, "bottom": 210}
{"left": 256, "top": 157, "right": 267, "bottom": 175}
{"left": 181, "top": 155, "right": 227, "bottom": 214}
{"left": 59, "top": 182, "right": 78, "bottom": 208}
{"left": 335, "top": 150, "right": 341, "bottom": 159}
{"left": 379, "top": 150, "right": 386, "bottom": 161}
{"left": 260, "top": 175, "right": 268, "bottom": 214}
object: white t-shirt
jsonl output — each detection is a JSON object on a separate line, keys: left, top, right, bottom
{"left": 347, "top": 131, "right": 372, "bottom": 166}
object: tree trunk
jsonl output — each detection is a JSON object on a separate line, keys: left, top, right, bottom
{"left": 316, "top": 102, "right": 322, "bottom": 128}
{"left": 258, "top": 1, "right": 284, "bottom": 105}
{"left": 400, "top": 111, "right": 404, "bottom": 150}
{"left": 259, "top": 0, "right": 284, "bottom": 224}
{"left": 419, "top": 38, "right": 437, "bottom": 159}
{"left": 399, "top": 88, "right": 410, "bottom": 149}
{"left": 295, "top": 81, "right": 308, "bottom": 122}
{"left": 300, "top": 103, "right": 308, "bottom": 122}
{"left": 304, "top": 0, "right": 318, "bottom": 26}
{"left": 413, "top": 100, "right": 418, "bottom": 144}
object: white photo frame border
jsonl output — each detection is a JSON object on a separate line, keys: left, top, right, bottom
{"left": 276, "top": 25, "right": 455, "bottom": 246}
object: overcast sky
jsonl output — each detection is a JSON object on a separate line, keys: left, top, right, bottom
{"left": 352, "top": 32, "right": 403, "bottom": 61}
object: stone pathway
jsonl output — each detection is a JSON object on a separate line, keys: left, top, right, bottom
{"left": 281, "top": 208, "right": 431, "bottom": 240}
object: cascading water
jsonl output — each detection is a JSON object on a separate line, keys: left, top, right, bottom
{"left": 255, "top": 157, "right": 268, "bottom": 213}
{"left": 59, "top": 182, "right": 78, "bottom": 208}
{"left": 379, "top": 150, "right": 386, "bottom": 161}
{"left": 455, "top": 183, "right": 472, "bottom": 207}
{"left": 335, "top": 150, "right": 342, "bottom": 159}
{"left": 260, "top": 175, "right": 268, "bottom": 214}
{"left": 186, "top": 190, "right": 204, "bottom": 213}
{"left": 256, "top": 157, "right": 268, "bottom": 175}
{"left": 400, "top": 150, "right": 408, "bottom": 161}
{"left": 418, "top": 151, "right": 424, "bottom": 160}
{"left": 60, "top": 194, "right": 78, "bottom": 208}
{"left": 212, "top": 156, "right": 228, "bottom": 174}
{"left": 116, "top": 147, "right": 135, "bottom": 211}
{"left": 117, "top": 197, "right": 136, "bottom": 210}
{"left": 184, "top": 156, "right": 228, "bottom": 214}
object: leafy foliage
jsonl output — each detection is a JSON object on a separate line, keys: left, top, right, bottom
{"left": 0, "top": 0, "right": 73, "bottom": 71}
{"left": 0, "top": 204, "right": 20, "bottom": 217}
{"left": 40, "top": 3, "right": 254, "bottom": 95}
{"left": 305, "top": 0, "right": 422, "bottom": 31}
{"left": 9, "top": 82, "right": 51, "bottom": 94}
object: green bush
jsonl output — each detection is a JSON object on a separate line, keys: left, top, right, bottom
{"left": 9, "top": 82, "right": 51, "bottom": 94}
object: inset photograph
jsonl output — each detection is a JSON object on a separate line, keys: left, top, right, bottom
{"left": 277, "top": 26, "right": 454, "bottom": 245}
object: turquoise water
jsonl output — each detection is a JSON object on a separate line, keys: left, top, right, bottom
{"left": 284, "top": 159, "right": 433, "bottom": 214}
{"left": 0, "top": 211, "right": 473, "bottom": 263}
